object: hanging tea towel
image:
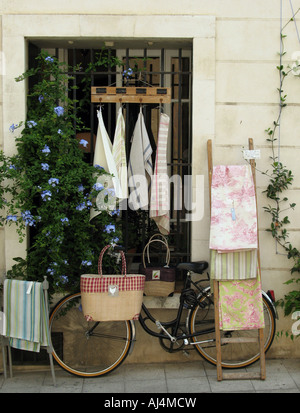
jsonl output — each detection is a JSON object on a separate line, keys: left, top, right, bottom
{"left": 112, "top": 107, "right": 128, "bottom": 200}
{"left": 150, "top": 113, "right": 170, "bottom": 235}
{"left": 3, "top": 279, "right": 50, "bottom": 352}
{"left": 90, "top": 109, "right": 122, "bottom": 220}
{"left": 128, "top": 108, "right": 153, "bottom": 210}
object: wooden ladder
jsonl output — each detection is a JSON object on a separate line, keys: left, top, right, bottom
{"left": 207, "top": 138, "right": 266, "bottom": 381}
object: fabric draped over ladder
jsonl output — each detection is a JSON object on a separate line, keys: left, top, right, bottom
{"left": 127, "top": 108, "right": 153, "bottom": 211}
{"left": 3, "top": 279, "right": 50, "bottom": 352}
{"left": 209, "top": 164, "right": 264, "bottom": 330}
{"left": 150, "top": 113, "right": 170, "bottom": 235}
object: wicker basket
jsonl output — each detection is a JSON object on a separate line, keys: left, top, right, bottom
{"left": 140, "top": 235, "right": 176, "bottom": 297}
{"left": 80, "top": 245, "right": 145, "bottom": 322}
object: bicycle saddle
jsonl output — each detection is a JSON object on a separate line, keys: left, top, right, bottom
{"left": 176, "top": 261, "right": 208, "bottom": 274}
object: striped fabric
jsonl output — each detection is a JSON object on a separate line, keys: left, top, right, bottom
{"left": 149, "top": 113, "right": 170, "bottom": 235}
{"left": 112, "top": 107, "right": 128, "bottom": 200}
{"left": 210, "top": 249, "right": 257, "bottom": 280}
{"left": 80, "top": 274, "right": 145, "bottom": 294}
{"left": 3, "top": 279, "right": 50, "bottom": 352}
{"left": 128, "top": 109, "right": 153, "bottom": 210}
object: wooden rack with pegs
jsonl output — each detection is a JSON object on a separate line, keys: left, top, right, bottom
{"left": 91, "top": 86, "right": 171, "bottom": 104}
{"left": 207, "top": 138, "right": 266, "bottom": 381}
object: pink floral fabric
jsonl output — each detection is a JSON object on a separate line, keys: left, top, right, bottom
{"left": 218, "top": 272, "right": 265, "bottom": 331}
{"left": 209, "top": 165, "right": 258, "bottom": 252}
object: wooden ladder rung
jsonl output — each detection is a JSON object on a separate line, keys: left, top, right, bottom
{"left": 221, "top": 337, "right": 258, "bottom": 344}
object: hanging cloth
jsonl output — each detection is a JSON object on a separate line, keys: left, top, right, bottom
{"left": 3, "top": 279, "right": 51, "bottom": 352}
{"left": 112, "top": 107, "right": 128, "bottom": 200}
{"left": 90, "top": 109, "right": 122, "bottom": 220}
{"left": 127, "top": 108, "right": 153, "bottom": 210}
{"left": 210, "top": 249, "right": 257, "bottom": 280}
{"left": 209, "top": 164, "right": 258, "bottom": 280}
{"left": 209, "top": 164, "right": 258, "bottom": 252}
{"left": 150, "top": 113, "right": 170, "bottom": 235}
{"left": 218, "top": 269, "right": 265, "bottom": 331}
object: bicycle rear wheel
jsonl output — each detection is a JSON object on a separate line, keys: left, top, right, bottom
{"left": 188, "top": 288, "right": 276, "bottom": 369}
{"left": 49, "top": 292, "right": 133, "bottom": 377}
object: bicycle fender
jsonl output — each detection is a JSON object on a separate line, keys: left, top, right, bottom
{"left": 128, "top": 320, "right": 137, "bottom": 355}
{"left": 262, "top": 290, "right": 278, "bottom": 320}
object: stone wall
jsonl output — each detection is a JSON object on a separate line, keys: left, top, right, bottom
{"left": 0, "top": 0, "right": 299, "bottom": 359}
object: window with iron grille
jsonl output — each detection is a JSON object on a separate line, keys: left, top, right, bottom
{"left": 28, "top": 41, "right": 193, "bottom": 277}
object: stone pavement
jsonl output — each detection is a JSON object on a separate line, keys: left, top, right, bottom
{"left": 0, "top": 358, "right": 299, "bottom": 394}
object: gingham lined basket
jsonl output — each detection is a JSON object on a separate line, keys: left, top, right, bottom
{"left": 80, "top": 245, "right": 145, "bottom": 322}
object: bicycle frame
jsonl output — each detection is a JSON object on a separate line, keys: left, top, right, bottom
{"left": 134, "top": 274, "right": 278, "bottom": 354}
{"left": 137, "top": 273, "right": 215, "bottom": 348}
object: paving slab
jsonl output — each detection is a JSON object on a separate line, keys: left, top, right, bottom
{"left": 0, "top": 359, "right": 299, "bottom": 394}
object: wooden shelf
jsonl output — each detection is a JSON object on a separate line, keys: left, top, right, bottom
{"left": 91, "top": 86, "right": 171, "bottom": 104}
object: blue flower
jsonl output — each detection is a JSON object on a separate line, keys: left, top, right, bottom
{"left": 104, "top": 224, "right": 116, "bottom": 233}
{"left": 48, "top": 177, "right": 59, "bottom": 187}
{"left": 59, "top": 275, "right": 68, "bottom": 284}
{"left": 41, "top": 190, "right": 52, "bottom": 201}
{"left": 27, "top": 120, "right": 37, "bottom": 128}
{"left": 9, "top": 123, "right": 18, "bottom": 133}
{"left": 38, "top": 95, "right": 44, "bottom": 103}
{"left": 61, "top": 217, "right": 69, "bottom": 224}
{"left": 110, "top": 237, "right": 119, "bottom": 246}
{"left": 6, "top": 215, "right": 17, "bottom": 222}
{"left": 54, "top": 106, "right": 64, "bottom": 116}
{"left": 78, "top": 184, "right": 84, "bottom": 192}
{"left": 47, "top": 268, "right": 54, "bottom": 275}
{"left": 41, "top": 163, "right": 49, "bottom": 171}
{"left": 9, "top": 165, "right": 16, "bottom": 170}
{"left": 57, "top": 129, "right": 63, "bottom": 134}
{"left": 93, "top": 182, "right": 104, "bottom": 191}
{"left": 45, "top": 56, "right": 54, "bottom": 63}
{"left": 21, "top": 210, "right": 36, "bottom": 227}
{"left": 122, "top": 68, "right": 133, "bottom": 79}
{"left": 79, "top": 139, "right": 88, "bottom": 148}
{"left": 111, "top": 208, "right": 120, "bottom": 216}
{"left": 76, "top": 203, "right": 86, "bottom": 211}
{"left": 105, "top": 188, "right": 115, "bottom": 197}
{"left": 81, "top": 260, "right": 92, "bottom": 266}
{"left": 94, "top": 164, "right": 104, "bottom": 170}
{"left": 42, "top": 145, "right": 51, "bottom": 155}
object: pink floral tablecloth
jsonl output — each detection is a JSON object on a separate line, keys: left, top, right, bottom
{"left": 209, "top": 165, "right": 258, "bottom": 252}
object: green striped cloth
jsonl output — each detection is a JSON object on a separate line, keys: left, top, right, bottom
{"left": 210, "top": 249, "right": 257, "bottom": 280}
{"left": 4, "top": 279, "right": 50, "bottom": 352}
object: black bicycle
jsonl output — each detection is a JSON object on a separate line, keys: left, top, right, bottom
{"left": 49, "top": 260, "right": 277, "bottom": 377}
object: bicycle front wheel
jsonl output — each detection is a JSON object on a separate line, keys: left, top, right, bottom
{"left": 49, "top": 292, "right": 133, "bottom": 377}
{"left": 188, "top": 289, "right": 276, "bottom": 369}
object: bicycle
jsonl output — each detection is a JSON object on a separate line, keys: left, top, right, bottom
{"left": 49, "top": 256, "right": 277, "bottom": 378}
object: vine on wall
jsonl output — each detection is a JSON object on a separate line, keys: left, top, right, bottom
{"left": 263, "top": 11, "right": 300, "bottom": 337}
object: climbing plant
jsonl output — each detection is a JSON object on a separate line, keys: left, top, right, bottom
{"left": 263, "top": 11, "right": 300, "bottom": 337}
{"left": 0, "top": 50, "right": 122, "bottom": 297}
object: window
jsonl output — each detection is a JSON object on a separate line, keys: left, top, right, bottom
{"left": 28, "top": 41, "right": 193, "bottom": 274}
